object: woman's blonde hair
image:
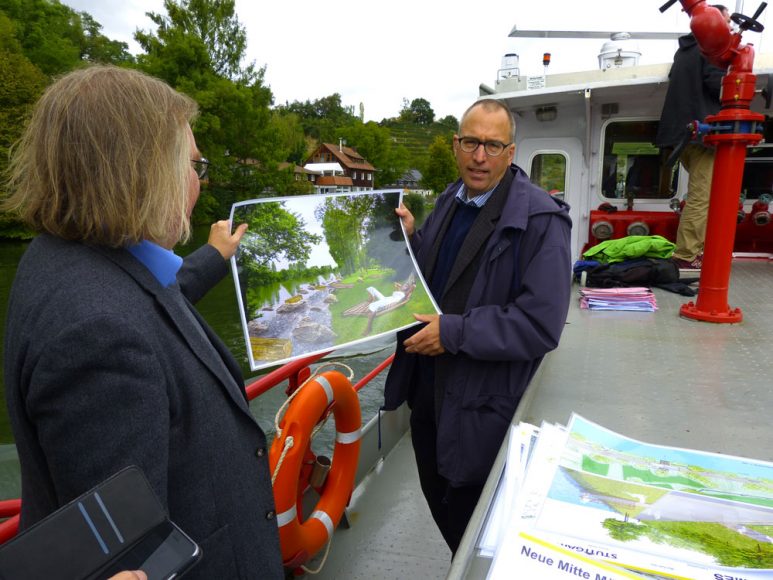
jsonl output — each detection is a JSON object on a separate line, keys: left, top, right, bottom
{"left": 2, "top": 65, "right": 199, "bottom": 247}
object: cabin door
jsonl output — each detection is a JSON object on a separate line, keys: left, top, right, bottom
{"left": 516, "top": 137, "right": 584, "bottom": 261}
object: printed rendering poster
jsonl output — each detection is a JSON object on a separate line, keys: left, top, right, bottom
{"left": 229, "top": 190, "right": 439, "bottom": 371}
{"left": 488, "top": 416, "right": 773, "bottom": 579}
{"left": 533, "top": 414, "right": 773, "bottom": 578}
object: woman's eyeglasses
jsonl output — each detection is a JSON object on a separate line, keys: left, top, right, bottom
{"left": 191, "top": 158, "right": 210, "bottom": 179}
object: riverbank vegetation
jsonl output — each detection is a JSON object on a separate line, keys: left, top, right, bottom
{"left": 0, "top": 0, "right": 458, "bottom": 240}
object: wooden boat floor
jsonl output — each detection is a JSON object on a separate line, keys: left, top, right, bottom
{"left": 312, "top": 430, "right": 451, "bottom": 579}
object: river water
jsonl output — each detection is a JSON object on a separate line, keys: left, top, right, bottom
{"left": 0, "top": 227, "right": 396, "bottom": 498}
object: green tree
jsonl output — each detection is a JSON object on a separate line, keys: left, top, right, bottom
{"left": 1, "top": 0, "right": 80, "bottom": 75}
{"left": 267, "top": 110, "right": 308, "bottom": 165}
{"left": 378, "top": 143, "right": 411, "bottom": 188}
{"left": 316, "top": 196, "right": 375, "bottom": 276}
{"left": 0, "top": 11, "right": 47, "bottom": 238}
{"left": 421, "top": 136, "right": 458, "bottom": 193}
{"left": 78, "top": 13, "right": 133, "bottom": 64}
{"left": 437, "top": 114, "right": 459, "bottom": 131}
{"left": 336, "top": 120, "right": 409, "bottom": 187}
{"left": 0, "top": 0, "right": 132, "bottom": 74}
{"left": 136, "top": 0, "right": 255, "bottom": 82}
{"left": 280, "top": 93, "right": 357, "bottom": 142}
{"left": 134, "top": 0, "right": 291, "bottom": 218}
{"left": 399, "top": 97, "right": 435, "bottom": 125}
{"left": 408, "top": 98, "right": 435, "bottom": 125}
{"left": 236, "top": 202, "right": 321, "bottom": 282}
{"left": 281, "top": 173, "right": 315, "bottom": 196}
{"left": 398, "top": 97, "right": 411, "bottom": 122}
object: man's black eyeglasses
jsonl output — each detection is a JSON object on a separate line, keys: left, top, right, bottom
{"left": 191, "top": 158, "right": 209, "bottom": 179}
{"left": 457, "top": 137, "right": 512, "bottom": 157}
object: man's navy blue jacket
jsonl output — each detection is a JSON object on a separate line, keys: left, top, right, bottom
{"left": 384, "top": 164, "right": 572, "bottom": 486}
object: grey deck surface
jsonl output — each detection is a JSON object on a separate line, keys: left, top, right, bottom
{"left": 522, "top": 260, "right": 773, "bottom": 462}
{"left": 451, "top": 260, "right": 773, "bottom": 578}
{"left": 313, "top": 429, "right": 451, "bottom": 579}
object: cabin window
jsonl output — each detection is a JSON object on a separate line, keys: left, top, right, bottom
{"left": 741, "top": 119, "right": 773, "bottom": 201}
{"left": 602, "top": 120, "right": 673, "bottom": 200}
{"left": 530, "top": 153, "right": 567, "bottom": 200}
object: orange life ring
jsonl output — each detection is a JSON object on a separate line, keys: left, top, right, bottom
{"left": 269, "top": 370, "right": 361, "bottom": 567}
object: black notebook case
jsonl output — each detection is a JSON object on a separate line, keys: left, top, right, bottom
{"left": 0, "top": 466, "right": 201, "bottom": 580}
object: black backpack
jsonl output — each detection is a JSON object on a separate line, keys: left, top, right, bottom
{"left": 581, "top": 258, "right": 697, "bottom": 296}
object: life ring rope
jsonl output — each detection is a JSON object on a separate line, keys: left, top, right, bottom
{"left": 271, "top": 436, "right": 294, "bottom": 486}
{"left": 273, "top": 362, "right": 354, "bottom": 438}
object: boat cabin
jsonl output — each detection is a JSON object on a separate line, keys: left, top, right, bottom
{"left": 481, "top": 54, "right": 773, "bottom": 261}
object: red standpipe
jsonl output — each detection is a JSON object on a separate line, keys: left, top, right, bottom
{"left": 676, "top": 0, "right": 765, "bottom": 323}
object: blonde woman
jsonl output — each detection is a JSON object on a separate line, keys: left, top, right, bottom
{"left": 2, "top": 66, "right": 282, "bottom": 578}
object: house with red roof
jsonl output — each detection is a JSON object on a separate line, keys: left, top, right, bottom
{"left": 304, "top": 141, "right": 376, "bottom": 194}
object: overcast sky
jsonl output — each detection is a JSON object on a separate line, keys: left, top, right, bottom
{"left": 63, "top": 0, "right": 773, "bottom": 122}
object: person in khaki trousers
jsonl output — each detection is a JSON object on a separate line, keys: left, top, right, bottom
{"left": 655, "top": 4, "right": 732, "bottom": 272}
{"left": 676, "top": 143, "right": 716, "bottom": 265}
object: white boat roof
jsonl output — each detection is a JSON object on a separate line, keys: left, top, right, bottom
{"left": 486, "top": 52, "right": 773, "bottom": 111}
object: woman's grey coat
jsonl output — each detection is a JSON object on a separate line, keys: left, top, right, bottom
{"left": 4, "top": 234, "right": 283, "bottom": 579}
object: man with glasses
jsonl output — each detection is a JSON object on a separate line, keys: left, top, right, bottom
{"left": 383, "top": 98, "right": 572, "bottom": 554}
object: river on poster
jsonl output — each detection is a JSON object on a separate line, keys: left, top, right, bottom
{"left": 229, "top": 190, "right": 439, "bottom": 371}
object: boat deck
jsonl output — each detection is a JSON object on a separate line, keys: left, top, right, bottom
{"left": 312, "top": 429, "right": 451, "bottom": 579}
{"left": 314, "top": 261, "right": 773, "bottom": 579}
{"left": 449, "top": 259, "right": 773, "bottom": 578}
{"left": 521, "top": 260, "right": 773, "bottom": 461}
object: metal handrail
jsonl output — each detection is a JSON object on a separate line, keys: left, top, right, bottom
{"left": 245, "top": 352, "right": 328, "bottom": 400}
{"left": 352, "top": 353, "right": 394, "bottom": 392}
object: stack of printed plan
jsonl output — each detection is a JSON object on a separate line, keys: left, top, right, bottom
{"left": 481, "top": 414, "right": 773, "bottom": 579}
{"left": 579, "top": 287, "right": 657, "bottom": 312}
